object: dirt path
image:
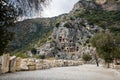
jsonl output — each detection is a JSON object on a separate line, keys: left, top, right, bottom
{"left": 0, "top": 65, "right": 120, "bottom": 80}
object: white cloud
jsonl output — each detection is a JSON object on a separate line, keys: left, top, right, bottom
{"left": 42, "top": 0, "right": 79, "bottom": 17}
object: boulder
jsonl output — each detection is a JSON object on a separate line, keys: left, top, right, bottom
{"left": 20, "top": 59, "right": 28, "bottom": 71}
{"left": 9, "top": 56, "right": 16, "bottom": 72}
{"left": 1, "top": 54, "right": 10, "bottom": 73}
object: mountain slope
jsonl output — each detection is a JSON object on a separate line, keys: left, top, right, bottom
{"left": 8, "top": 18, "right": 57, "bottom": 54}
{"left": 9, "top": 0, "right": 120, "bottom": 59}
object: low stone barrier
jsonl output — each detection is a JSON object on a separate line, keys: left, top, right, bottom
{"left": 1, "top": 54, "right": 120, "bottom": 74}
{"left": 18, "top": 58, "right": 83, "bottom": 71}
{"left": 0, "top": 55, "right": 83, "bottom": 74}
{"left": 113, "top": 65, "right": 120, "bottom": 70}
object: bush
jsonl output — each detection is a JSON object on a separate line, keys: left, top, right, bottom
{"left": 31, "top": 48, "right": 37, "bottom": 55}
{"left": 39, "top": 54, "right": 45, "bottom": 59}
{"left": 56, "top": 23, "right": 60, "bottom": 28}
{"left": 82, "top": 54, "right": 92, "bottom": 62}
{"left": 64, "top": 22, "right": 72, "bottom": 28}
{"left": 74, "top": 9, "right": 120, "bottom": 29}
{"left": 15, "top": 52, "right": 29, "bottom": 58}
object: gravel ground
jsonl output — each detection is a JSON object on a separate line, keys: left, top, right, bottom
{"left": 0, "top": 64, "right": 120, "bottom": 80}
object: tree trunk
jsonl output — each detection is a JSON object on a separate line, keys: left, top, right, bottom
{"left": 115, "top": 58, "right": 118, "bottom": 65}
{"left": 107, "top": 63, "right": 110, "bottom": 68}
{"left": 94, "top": 54, "right": 99, "bottom": 67}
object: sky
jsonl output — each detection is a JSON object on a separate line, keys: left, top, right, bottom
{"left": 42, "top": 0, "right": 79, "bottom": 17}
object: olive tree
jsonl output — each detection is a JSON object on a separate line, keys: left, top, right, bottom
{"left": 90, "top": 32, "right": 119, "bottom": 68}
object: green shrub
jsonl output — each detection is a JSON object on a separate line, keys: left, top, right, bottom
{"left": 56, "top": 23, "right": 60, "bottom": 28}
{"left": 31, "top": 48, "right": 37, "bottom": 55}
{"left": 64, "top": 22, "right": 72, "bottom": 28}
{"left": 74, "top": 9, "right": 120, "bottom": 29}
{"left": 82, "top": 54, "right": 92, "bottom": 62}
{"left": 39, "top": 54, "right": 45, "bottom": 59}
{"left": 15, "top": 52, "right": 29, "bottom": 58}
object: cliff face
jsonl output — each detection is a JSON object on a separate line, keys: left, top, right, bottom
{"left": 72, "top": 0, "right": 120, "bottom": 12}
{"left": 53, "top": 18, "right": 101, "bottom": 60}
{"left": 35, "top": 0, "right": 120, "bottom": 60}
{"left": 36, "top": 17, "right": 102, "bottom": 60}
{"left": 10, "top": 0, "right": 120, "bottom": 60}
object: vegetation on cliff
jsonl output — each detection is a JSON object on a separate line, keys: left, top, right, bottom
{"left": 0, "top": 0, "right": 18, "bottom": 55}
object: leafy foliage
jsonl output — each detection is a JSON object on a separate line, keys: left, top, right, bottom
{"left": 9, "top": 18, "right": 55, "bottom": 54}
{"left": 31, "top": 48, "right": 37, "bottom": 55}
{"left": 90, "top": 32, "right": 120, "bottom": 64}
{"left": 74, "top": 9, "right": 120, "bottom": 29}
{"left": 39, "top": 54, "right": 45, "bottom": 59}
{"left": 0, "top": 0, "right": 18, "bottom": 55}
{"left": 82, "top": 54, "right": 92, "bottom": 62}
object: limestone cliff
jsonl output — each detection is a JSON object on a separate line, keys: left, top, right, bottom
{"left": 71, "top": 0, "right": 120, "bottom": 12}
{"left": 36, "top": 17, "right": 102, "bottom": 60}
{"left": 9, "top": 0, "right": 120, "bottom": 61}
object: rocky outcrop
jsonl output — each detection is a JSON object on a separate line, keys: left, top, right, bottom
{"left": 71, "top": 0, "right": 99, "bottom": 13}
{"left": 71, "top": 0, "right": 120, "bottom": 13}
{"left": 37, "top": 17, "right": 102, "bottom": 61}
{"left": 95, "top": 0, "right": 107, "bottom": 5}
{"left": 32, "top": 0, "right": 120, "bottom": 62}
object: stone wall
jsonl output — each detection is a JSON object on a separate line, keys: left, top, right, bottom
{"left": 0, "top": 54, "right": 83, "bottom": 74}
{"left": 0, "top": 54, "right": 120, "bottom": 74}
{"left": 19, "top": 58, "right": 83, "bottom": 71}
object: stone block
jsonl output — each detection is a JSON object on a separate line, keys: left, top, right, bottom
{"left": 16, "top": 57, "right": 22, "bottom": 71}
{"left": 9, "top": 56, "right": 16, "bottom": 72}
{"left": 20, "top": 59, "right": 28, "bottom": 71}
{"left": 114, "top": 65, "right": 120, "bottom": 70}
{"left": 1, "top": 54, "right": 10, "bottom": 73}
{"left": 28, "top": 65, "right": 36, "bottom": 71}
